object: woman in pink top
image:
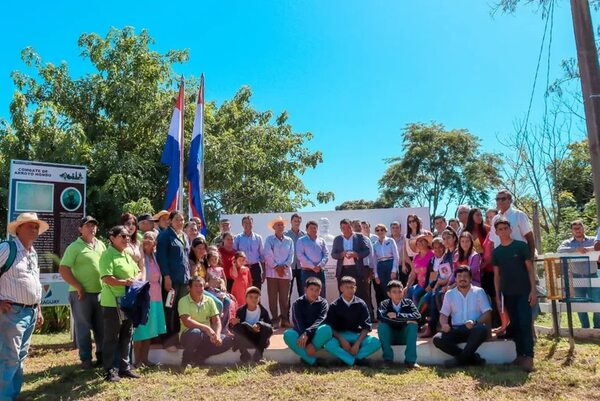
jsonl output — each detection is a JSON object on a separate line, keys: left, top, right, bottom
{"left": 405, "top": 234, "right": 434, "bottom": 305}
{"left": 133, "top": 231, "right": 166, "bottom": 367}
{"left": 231, "top": 251, "right": 252, "bottom": 306}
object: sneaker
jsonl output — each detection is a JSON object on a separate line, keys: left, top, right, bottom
{"left": 104, "top": 369, "right": 121, "bottom": 382}
{"left": 81, "top": 360, "right": 93, "bottom": 370}
{"left": 382, "top": 359, "right": 395, "bottom": 368}
{"left": 118, "top": 369, "right": 141, "bottom": 379}
{"left": 405, "top": 362, "right": 422, "bottom": 369}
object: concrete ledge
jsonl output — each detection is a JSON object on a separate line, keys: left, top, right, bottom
{"left": 146, "top": 329, "right": 516, "bottom": 366}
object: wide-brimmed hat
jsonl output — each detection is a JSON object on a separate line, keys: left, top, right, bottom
{"left": 268, "top": 216, "right": 288, "bottom": 231}
{"left": 414, "top": 233, "right": 433, "bottom": 248}
{"left": 8, "top": 213, "right": 50, "bottom": 236}
{"left": 153, "top": 210, "right": 169, "bottom": 220}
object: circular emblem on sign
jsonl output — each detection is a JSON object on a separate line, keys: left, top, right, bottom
{"left": 60, "top": 187, "right": 82, "bottom": 212}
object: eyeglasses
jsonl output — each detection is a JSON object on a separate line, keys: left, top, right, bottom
{"left": 408, "top": 220, "right": 416, "bottom": 223}
{"left": 124, "top": 221, "right": 136, "bottom": 226}
{"left": 375, "top": 229, "right": 385, "bottom": 232}
{"left": 495, "top": 196, "right": 509, "bottom": 201}
{"left": 118, "top": 233, "right": 129, "bottom": 239}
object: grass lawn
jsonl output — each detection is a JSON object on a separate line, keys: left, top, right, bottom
{"left": 20, "top": 330, "right": 600, "bottom": 401}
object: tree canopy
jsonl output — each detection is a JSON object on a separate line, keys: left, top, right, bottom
{"left": 0, "top": 27, "right": 332, "bottom": 236}
{"left": 378, "top": 122, "right": 502, "bottom": 219}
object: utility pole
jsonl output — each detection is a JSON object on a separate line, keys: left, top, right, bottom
{"left": 570, "top": 0, "right": 600, "bottom": 223}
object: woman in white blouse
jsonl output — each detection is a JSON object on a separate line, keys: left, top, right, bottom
{"left": 372, "top": 224, "right": 400, "bottom": 305}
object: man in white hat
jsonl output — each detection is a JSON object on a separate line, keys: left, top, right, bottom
{"left": 0, "top": 212, "right": 48, "bottom": 401}
{"left": 264, "top": 216, "right": 294, "bottom": 329}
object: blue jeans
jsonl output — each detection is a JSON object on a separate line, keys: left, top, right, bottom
{"left": 408, "top": 284, "right": 426, "bottom": 305}
{"left": 378, "top": 321, "right": 418, "bottom": 363}
{"left": 69, "top": 291, "right": 103, "bottom": 362}
{"left": 324, "top": 331, "right": 381, "bottom": 366}
{"left": 300, "top": 269, "right": 327, "bottom": 298}
{"left": 504, "top": 294, "right": 534, "bottom": 357}
{"left": 0, "top": 304, "right": 37, "bottom": 401}
{"left": 180, "top": 329, "right": 233, "bottom": 366}
{"left": 283, "top": 324, "right": 332, "bottom": 365}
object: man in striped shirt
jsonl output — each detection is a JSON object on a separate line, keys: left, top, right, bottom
{"left": 0, "top": 213, "right": 48, "bottom": 401}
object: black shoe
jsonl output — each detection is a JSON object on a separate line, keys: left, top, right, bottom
{"left": 471, "top": 353, "right": 486, "bottom": 366}
{"left": 240, "top": 350, "right": 251, "bottom": 363}
{"left": 252, "top": 350, "right": 265, "bottom": 363}
{"left": 354, "top": 358, "right": 371, "bottom": 367}
{"left": 81, "top": 360, "right": 93, "bottom": 370}
{"left": 444, "top": 358, "right": 460, "bottom": 368}
{"left": 382, "top": 359, "right": 395, "bottom": 368}
{"left": 104, "top": 369, "right": 121, "bottom": 382}
{"left": 118, "top": 369, "right": 141, "bottom": 379}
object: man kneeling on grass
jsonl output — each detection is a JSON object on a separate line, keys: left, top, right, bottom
{"left": 283, "top": 277, "right": 333, "bottom": 365}
{"left": 324, "top": 276, "right": 381, "bottom": 366}
{"left": 433, "top": 266, "right": 491, "bottom": 367}
{"left": 178, "top": 276, "right": 233, "bottom": 367}
{"left": 377, "top": 280, "right": 421, "bottom": 368}
{"left": 230, "top": 286, "right": 273, "bottom": 363}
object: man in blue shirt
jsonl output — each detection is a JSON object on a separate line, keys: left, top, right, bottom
{"left": 557, "top": 220, "right": 599, "bottom": 329}
{"left": 283, "top": 277, "right": 332, "bottom": 365}
{"left": 234, "top": 215, "right": 264, "bottom": 289}
{"left": 324, "top": 276, "right": 381, "bottom": 366}
{"left": 296, "top": 221, "right": 329, "bottom": 298}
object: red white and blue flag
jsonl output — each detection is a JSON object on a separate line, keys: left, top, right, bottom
{"left": 161, "top": 79, "right": 185, "bottom": 211}
{"left": 187, "top": 74, "right": 207, "bottom": 235}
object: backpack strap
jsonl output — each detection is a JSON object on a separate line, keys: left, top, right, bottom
{"left": 0, "top": 241, "right": 17, "bottom": 278}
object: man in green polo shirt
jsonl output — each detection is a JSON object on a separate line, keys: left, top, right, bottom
{"left": 178, "top": 277, "right": 233, "bottom": 366}
{"left": 59, "top": 216, "right": 107, "bottom": 369}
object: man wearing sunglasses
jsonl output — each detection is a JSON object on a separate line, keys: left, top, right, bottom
{"left": 487, "top": 190, "right": 535, "bottom": 259}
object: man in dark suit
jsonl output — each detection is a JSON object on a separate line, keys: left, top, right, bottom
{"left": 331, "top": 219, "right": 371, "bottom": 304}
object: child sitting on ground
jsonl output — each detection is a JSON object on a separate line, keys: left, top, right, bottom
{"left": 230, "top": 286, "right": 273, "bottom": 363}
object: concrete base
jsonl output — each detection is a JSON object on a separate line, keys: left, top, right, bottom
{"left": 145, "top": 329, "right": 516, "bottom": 366}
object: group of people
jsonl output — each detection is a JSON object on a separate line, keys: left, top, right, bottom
{"left": 2, "top": 189, "right": 600, "bottom": 399}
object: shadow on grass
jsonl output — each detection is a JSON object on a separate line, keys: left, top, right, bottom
{"left": 29, "top": 341, "right": 76, "bottom": 358}
{"left": 20, "top": 363, "right": 105, "bottom": 401}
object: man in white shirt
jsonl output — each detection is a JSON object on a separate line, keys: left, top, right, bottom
{"left": 488, "top": 189, "right": 536, "bottom": 258}
{"left": 433, "top": 266, "right": 491, "bottom": 367}
{"left": 0, "top": 213, "right": 48, "bottom": 401}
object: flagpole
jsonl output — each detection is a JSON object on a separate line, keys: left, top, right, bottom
{"left": 178, "top": 76, "right": 185, "bottom": 213}
{"left": 199, "top": 74, "right": 205, "bottom": 222}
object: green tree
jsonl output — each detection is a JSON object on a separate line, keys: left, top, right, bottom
{"left": 556, "top": 139, "right": 593, "bottom": 211}
{"left": 379, "top": 122, "right": 502, "bottom": 219}
{"left": 335, "top": 198, "right": 392, "bottom": 211}
{"left": 0, "top": 27, "right": 331, "bottom": 237}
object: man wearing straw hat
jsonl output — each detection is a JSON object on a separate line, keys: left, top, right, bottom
{"left": 0, "top": 212, "right": 49, "bottom": 401}
{"left": 264, "top": 216, "right": 294, "bottom": 329}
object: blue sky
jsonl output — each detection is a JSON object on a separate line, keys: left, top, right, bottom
{"left": 0, "top": 1, "right": 590, "bottom": 213}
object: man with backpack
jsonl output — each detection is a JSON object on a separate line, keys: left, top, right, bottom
{"left": 0, "top": 213, "right": 48, "bottom": 401}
